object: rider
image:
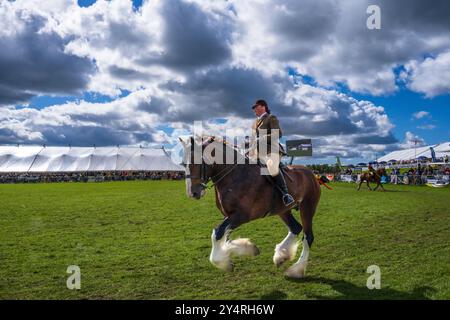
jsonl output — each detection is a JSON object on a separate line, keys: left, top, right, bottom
{"left": 368, "top": 164, "right": 376, "bottom": 178}
{"left": 251, "top": 99, "right": 295, "bottom": 206}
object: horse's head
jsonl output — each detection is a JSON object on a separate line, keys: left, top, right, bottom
{"left": 179, "top": 136, "right": 215, "bottom": 199}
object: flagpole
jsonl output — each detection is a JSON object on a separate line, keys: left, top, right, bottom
{"left": 412, "top": 139, "right": 420, "bottom": 169}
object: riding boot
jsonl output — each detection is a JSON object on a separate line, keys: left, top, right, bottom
{"left": 273, "top": 172, "right": 295, "bottom": 206}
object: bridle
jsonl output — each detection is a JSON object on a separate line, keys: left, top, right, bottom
{"left": 186, "top": 158, "right": 238, "bottom": 190}
{"left": 185, "top": 148, "right": 238, "bottom": 190}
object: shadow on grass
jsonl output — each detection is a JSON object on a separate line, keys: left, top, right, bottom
{"left": 261, "top": 290, "right": 288, "bottom": 300}
{"left": 282, "top": 276, "right": 434, "bottom": 300}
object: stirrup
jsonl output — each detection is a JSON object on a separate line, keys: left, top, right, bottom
{"left": 282, "top": 194, "right": 295, "bottom": 206}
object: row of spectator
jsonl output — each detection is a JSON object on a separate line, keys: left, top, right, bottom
{"left": 0, "top": 171, "right": 185, "bottom": 184}
{"left": 336, "top": 166, "right": 450, "bottom": 185}
{"left": 340, "top": 164, "right": 450, "bottom": 176}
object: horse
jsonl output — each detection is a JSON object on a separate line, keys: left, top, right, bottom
{"left": 357, "top": 168, "right": 386, "bottom": 191}
{"left": 179, "top": 136, "right": 321, "bottom": 278}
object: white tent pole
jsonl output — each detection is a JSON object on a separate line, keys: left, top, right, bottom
{"left": 116, "top": 146, "right": 140, "bottom": 171}
{"left": 87, "top": 145, "right": 95, "bottom": 172}
{"left": 115, "top": 145, "right": 120, "bottom": 172}
{"left": 27, "top": 145, "right": 45, "bottom": 173}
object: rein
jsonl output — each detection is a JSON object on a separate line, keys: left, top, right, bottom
{"left": 185, "top": 139, "right": 244, "bottom": 190}
{"left": 186, "top": 159, "right": 238, "bottom": 190}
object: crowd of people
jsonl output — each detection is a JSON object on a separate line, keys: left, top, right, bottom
{"left": 388, "top": 165, "right": 450, "bottom": 185}
{"left": 336, "top": 164, "right": 450, "bottom": 185}
{"left": 0, "top": 171, "right": 185, "bottom": 184}
{"left": 392, "top": 154, "right": 449, "bottom": 165}
{"left": 1, "top": 163, "right": 449, "bottom": 186}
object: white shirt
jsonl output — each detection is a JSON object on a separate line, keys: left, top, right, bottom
{"left": 257, "top": 112, "right": 267, "bottom": 120}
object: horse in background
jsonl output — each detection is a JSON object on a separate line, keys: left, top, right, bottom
{"left": 357, "top": 168, "right": 387, "bottom": 191}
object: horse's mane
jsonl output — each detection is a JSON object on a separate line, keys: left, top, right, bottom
{"left": 201, "top": 136, "right": 248, "bottom": 163}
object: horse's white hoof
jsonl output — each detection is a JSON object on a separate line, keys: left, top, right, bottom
{"left": 273, "top": 248, "right": 290, "bottom": 267}
{"left": 273, "top": 239, "right": 299, "bottom": 267}
{"left": 285, "top": 262, "right": 307, "bottom": 278}
{"left": 210, "top": 258, "right": 234, "bottom": 272}
{"left": 210, "top": 248, "right": 233, "bottom": 272}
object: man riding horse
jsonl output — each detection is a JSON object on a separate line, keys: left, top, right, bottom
{"left": 180, "top": 100, "right": 323, "bottom": 277}
{"left": 357, "top": 165, "right": 386, "bottom": 191}
{"left": 367, "top": 163, "right": 376, "bottom": 179}
{"left": 251, "top": 99, "right": 295, "bottom": 206}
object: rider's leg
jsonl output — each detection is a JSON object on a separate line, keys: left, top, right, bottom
{"left": 267, "top": 153, "right": 294, "bottom": 206}
{"left": 264, "top": 154, "right": 279, "bottom": 176}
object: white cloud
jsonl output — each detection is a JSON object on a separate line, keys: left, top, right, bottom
{"left": 230, "top": 0, "right": 450, "bottom": 96}
{"left": 417, "top": 124, "right": 436, "bottom": 130}
{"left": 398, "top": 131, "right": 426, "bottom": 149}
{"left": 3, "top": 0, "right": 450, "bottom": 103}
{"left": 404, "top": 51, "right": 450, "bottom": 97}
{"left": 412, "top": 111, "right": 430, "bottom": 119}
{"left": 3, "top": 0, "right": 450, "bottom": 162}
{"left": 0, "top": 90, "right": 161, "bottom": 145}
{"left": 0, "top": 77, "right": 397, "bottom": 163}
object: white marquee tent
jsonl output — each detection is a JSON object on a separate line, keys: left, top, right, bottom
{"left": 0, "top": 145, "right": 184, "bottom": 173}
{"left": 378, "top": 142, "right": 450, "bottom": 162}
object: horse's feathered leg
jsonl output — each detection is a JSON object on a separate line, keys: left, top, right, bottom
{"left": 214, "top": 217, "right": 231, "bottom": 240}
{"left": 210, "top": 218, "right": 233, "bottom": 272}
{"left": 366, "top": 180, "right": 372, "bottom": 191}
{"left": 209, "top": 216, "right": 259, "bottom": 272}
{"left": 274, "top": 211, "right": 302, "bottom": 267}
{"left": 357, "top": 177, "right": 363, "bottom": 191}
{"left": 286, "top": 197, "right": 317, "bottom": 278}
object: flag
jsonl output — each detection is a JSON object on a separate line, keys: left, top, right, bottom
{"left": 336, "top": 156, "right": 343, "bottom": 171}
{"left": 430, "top": 147, "right": 437, "bottom": 162}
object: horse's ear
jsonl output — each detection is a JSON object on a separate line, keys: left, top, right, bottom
{"left": 179, "top": 136, "right": 191, "bottom": 147}
{"left": 193, "top": 134, "right": 203, "bottom": 145}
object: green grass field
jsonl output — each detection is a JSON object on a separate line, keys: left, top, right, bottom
{"left": 0, "top": 180, "right": 449, "bottom": 300}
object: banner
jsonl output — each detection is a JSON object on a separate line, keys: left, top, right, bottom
{"left": 286, "top": 139, "right": 312, "bottom": 157}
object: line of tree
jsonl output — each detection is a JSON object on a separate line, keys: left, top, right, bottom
{"left": 305, "top": 164, "right": 341, "bottom": 174}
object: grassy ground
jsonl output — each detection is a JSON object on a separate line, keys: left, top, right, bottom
{"left": 0, "top": 180, "right": 449, "bottom": 300}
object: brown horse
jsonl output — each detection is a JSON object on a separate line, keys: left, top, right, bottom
{"left": 180, "top": 136, "right": 321, "bottom": 278}
{"left": 357, "top": 168, "right": 386, "bottom": 191}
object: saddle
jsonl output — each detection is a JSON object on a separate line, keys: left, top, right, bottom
{"left": 256, "top": 160, "right": 292, "bottom": 177}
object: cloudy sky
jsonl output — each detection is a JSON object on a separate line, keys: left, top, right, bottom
{"left": 1, "top": 0, "right": 449, "bottom": 164}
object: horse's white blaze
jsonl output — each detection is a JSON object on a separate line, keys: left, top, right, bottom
{"left": 285, "top": 237, "right": 310, "bottom": 278}
{"left": 273, "top": 232, "right": 299, "bottom": 267}
{"left": 209, "top": 229, "right": 233, "bottom": 272}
